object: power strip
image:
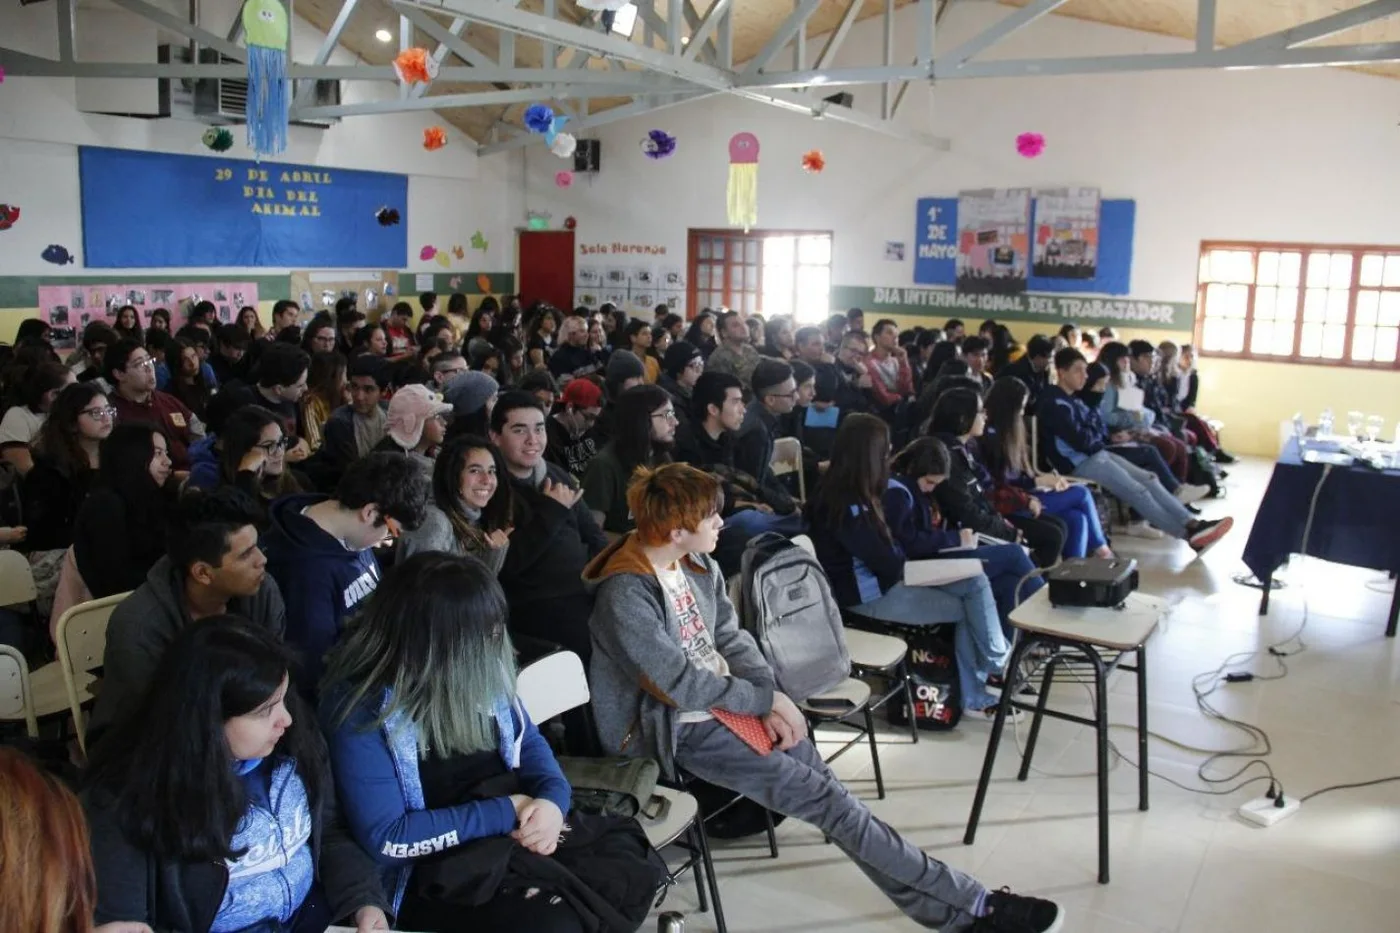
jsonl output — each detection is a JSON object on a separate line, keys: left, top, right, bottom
{"left": 1238, "top": 795, "right": 1300, "bottom": 827}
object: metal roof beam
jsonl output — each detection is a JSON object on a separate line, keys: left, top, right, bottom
{"left": 295, "top": 0, "right": 361, "bottom": 107}
{"left": 936, "top": 41, "right": 1400, "bottom": 79}
{"left": 941, "top": 0, "right": 1070, "bottom": 66}
{"left": 477, "top": 91, "right": 713, "bottom": 155}
{"left": 105, "top": 0, "right": 247, "bottom": 61}
{"left": 1195, "top": 0, "right": 1215, "bottom": 52}
{"left": 742, "top": 0, "right": 821, "bottom": 76}
{"left": 292, "top": 83, "right": 675, "bottom": 119}
{"left": 682, "top": 0, "right": 731, "bottom": 63}
{"left": 813, "top": 0, "right": 862, "bottom": 70}
{"left": 1230, "top": 0, "right": 1400, "bottom": 53}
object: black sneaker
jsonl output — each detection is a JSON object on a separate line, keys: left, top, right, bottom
{"left": 973, "top": 888, "right": 1064, "bottom": 932}
{"left": 1214, "top": 450, "right": 1237, "bottom": 464}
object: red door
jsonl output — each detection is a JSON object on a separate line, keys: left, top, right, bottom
{"left": 517, "top": 230, "right": 575, "bottom": 310}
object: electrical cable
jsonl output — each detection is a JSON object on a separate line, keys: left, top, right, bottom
{"left": 1300, "top": 775, "right": 1400, "bottom": 803}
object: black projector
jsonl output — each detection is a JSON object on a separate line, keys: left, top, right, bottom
{"left": 1046, "top": 557, "right": 1138, "bottom": 608}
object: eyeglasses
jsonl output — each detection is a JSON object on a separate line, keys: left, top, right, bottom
{"left": 254, "top": 437, "right": 297, "bottom": 453}
{"left": 652, "top": 408, "right": 679, "bottom": 423}
{"left": 80, "top": 406, "right": 117, "bottom": 421}
{"left": 127, "top": 357, "right": 156, "bottom": 371}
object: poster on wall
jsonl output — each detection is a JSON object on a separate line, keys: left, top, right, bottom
{"left": 1032, "top": 187, "right": 1100, "bottom": 280}
{"left": 38, "top": 281, "right": 261, "bottom": 347}
{"left": 955, "top": 188, "right": 1030, "bottom": 295}
{"left": 289, "top": 270, "right": 399, "bottom": 323}
{"left": 79, "top": 146, "right": 407, "bottom": 269}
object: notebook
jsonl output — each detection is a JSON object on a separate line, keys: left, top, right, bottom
{"left": 903, "top": 558, "right": 984, "bottom": 587}
{"left": 711, "top": 707, "right": 775, "bottom": 756}
{"left": 1116, "top": 386, "right": 1146, "bottom": 412}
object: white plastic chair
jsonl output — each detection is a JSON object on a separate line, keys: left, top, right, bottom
{"left": 54, "top": 591, "right": 127, "bottom": 756}
{"left": 516, "top": 650, "right": 723, "bottom": 931}
{"left": 0, "top": 644, "right": 39, "bottom": 738}
{"left": 770, "top": 435, "right": 805, "bottom": 501}
{"left": 0, "top": 549, "right": 38, "bottom": 608}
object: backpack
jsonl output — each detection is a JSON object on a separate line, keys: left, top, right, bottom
{"left": 736, "top": 532, "right": 850, "bottom": 703}
{"left": 886, "top": 626, "right": 963, "bottom": 731}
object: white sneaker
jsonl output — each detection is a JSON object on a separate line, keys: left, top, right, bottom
{"left": 965, "top": 705, "right": 1027, "bottom": 725}
{"left": 1174, "top": 483, "right": 1211, "bottom": 504}
{"left": 1123, "top": 521, "right": 1165, "bottom": 539}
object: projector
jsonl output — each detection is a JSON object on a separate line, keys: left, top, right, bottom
{"left": 1046, "top": 557, "right": 1138, "bottom": 608}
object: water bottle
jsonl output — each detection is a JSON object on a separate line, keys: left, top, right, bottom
{"left": 1319, "top": 408, "right": 1333, "bottom": 438}
{"left": 657, "top": 912, "right": 686, "bottom": 933}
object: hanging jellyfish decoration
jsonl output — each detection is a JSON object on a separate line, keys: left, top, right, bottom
{"left": 241, "top": 0, "right": 290, "bottom": 158}
{"left": 726, "top": 132, "right": 760, "bottom": 232}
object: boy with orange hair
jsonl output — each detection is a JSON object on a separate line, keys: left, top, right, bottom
{"left": 583, "top": 463, "right": 1063, "bottom": 933}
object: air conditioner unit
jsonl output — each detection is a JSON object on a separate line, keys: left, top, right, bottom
{"left": 192, "top": 48, "right": 340, "bottom": 128}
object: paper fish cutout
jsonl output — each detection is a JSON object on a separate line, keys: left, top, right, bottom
{"left": 435, "top": 250, "right": 450, "bottom": 268}
{"left": 449, "top": 276, "right": 462, "bottom": 289}
{"left": 452, "top": 245, "right": 465, "bottom": 260}
{"left": 0, "top": 204, "right": 19, "bottom": 231}
{"left": 202, "top": 127, "right": 234, "bottom": 152}
{"left": 42, "top": 244, "right": 76, "bottom": 265}
{"left": 477, "top": 274, "right": 492, "bottom": 293}
{"left": 420, "top": 245, "right": 437, "bottom": 261}
{"left": 375, "top": 206, "right": 400, "bottom": 226}
{"left": 470, "top": 231, "right": 489, "bottom": 252}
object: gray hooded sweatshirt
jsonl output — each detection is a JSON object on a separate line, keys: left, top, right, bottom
{"left": 582, "top": 533, "right": 776, "bottom": 778}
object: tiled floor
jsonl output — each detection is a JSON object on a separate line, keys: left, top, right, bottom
{"left": 654, "top": 458, "right": 1400, "bottom": 932}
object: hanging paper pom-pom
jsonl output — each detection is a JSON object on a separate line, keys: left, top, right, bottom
{"left": 423, "top": 126, "right": 447, "bottom": 151}
{"left": 550, "top": 132, "right": 577, "bottom": 159}
{"left": 242, "top": 0, "right": 290, "bottom": 158}
{"left": 375, "top": 206, "right": 400, "bottom": 227}
{"left": 202, "top": 127, "right": 234, "bottom": 152}
{"left": 477, "top": 274, "right": 493, "bottom": 293}
{"left": 640, "top": 129, "right": 677, "bottom": 160}
{"left": 524, "top": 104, "right": 555, "bottom": 135}
{"left": 0, "top": 64, "right": 6, "bottom": 83}
{"left": 393, "top": 47, "right": 439, "bottom": 86}
{"left": 1016, "top": 132, "right": 1046, "bottom": 158}
{"left": 801, "top": 149, "right": 825, "bottom": 174}
{"left": 544, "top": 114, "right": 570, "bottom": 146}
{"left": 555, "top": 170, "right": 574, "bottom": 189}
{"left": 0, "top": 205, "right": 19, "bottom": 232}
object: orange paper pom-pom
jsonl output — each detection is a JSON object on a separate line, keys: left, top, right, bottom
{"left": 476, "top": 274, "right": 492, "bottom": 293}
{"left": 422, "top": 127, "right": 447, "bottom": 151}
{"left": 801, "top": 149, "right": 825, "bottom": 174}
{"left": 394, "top": 47, "right": 438, "bottom": 85}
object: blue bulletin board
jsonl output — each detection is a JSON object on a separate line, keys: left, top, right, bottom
{"left": 914, "top": 196, "right": 1135, "bottom": 295}
{"left": 79, "top": 146, "right": 407, "bottom": 269}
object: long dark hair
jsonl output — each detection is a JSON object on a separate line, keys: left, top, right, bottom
{"left": 982, "top": 377, "right": 1032, "bottom": 480}
{"left": 612, "top": 384, "right": 672, "bottom": 474}
{"left": 891, "top": 436, "right": 951, "bottom": 480}
{"left": 684, "top": 312, "right": 716, "bottom": 354}
{"left": 34, "top": 383, "right": 105, "bottom": 479}
{"left": 96, "top": 423, "right": 172, "bottom": 538}
{"left": 921, "top": 340, "right": 961, "bottom": 385}
{"left": 433, "top": 434, "right": 514, "bottom": 550}
{"left": 305, "top": 350, "right": 347, "bottom": 411}
{"left": 812, "top": 413, "right": 891, "bottom": 541}
{"left": 84, "top": 616, "right": 325, "bottom": 862}
{"left": 219, "top": 406, "right": 302, "bottom": 498}
{"left": 323, "top": 552, "right": 518, "bottom": 758}
{"left": 1098, "top": 341, "right": 1132, "bottom": 388}
{"left": 165, "top": 337, "right": 212, "bottom": 414}
{"left": 929, "top": 387, "right": 982, "bottom": 438}
{"left": 466, "top": 305, "right": 495, "bottom": 340}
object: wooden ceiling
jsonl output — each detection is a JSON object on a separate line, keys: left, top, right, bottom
{"left": 293, "top": 0, "right": 1400, "bottom": 144}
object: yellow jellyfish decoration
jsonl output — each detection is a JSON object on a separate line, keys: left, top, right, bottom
{"left": 726, "top": 132, "right": 759, "bottom": 232}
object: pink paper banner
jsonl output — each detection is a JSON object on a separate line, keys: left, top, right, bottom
{"left": 38, "top": 281, "right": 261, "bottom": 331}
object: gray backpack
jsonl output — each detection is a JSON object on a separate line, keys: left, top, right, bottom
{"left": 736, "top": 532, "right": 850, "bottom": 703}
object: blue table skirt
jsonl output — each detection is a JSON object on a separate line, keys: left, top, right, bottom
{"left": 1241, "top": 439, "right": 1400, "bottom": 582}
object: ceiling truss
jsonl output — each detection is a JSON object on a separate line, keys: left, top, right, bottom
{"left": 3, "top": 0, "right": 1400, "bottom": 156}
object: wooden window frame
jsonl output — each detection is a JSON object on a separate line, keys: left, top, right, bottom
{"left": 686, "top": 228, "right": 833, "bottom": 321}
{"left": 1194, "top": 239, "right": 1400, "bottom": 370}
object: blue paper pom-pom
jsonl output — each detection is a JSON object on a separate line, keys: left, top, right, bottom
{"left": 524, "top": 104, "right": 555, "bottom": 135}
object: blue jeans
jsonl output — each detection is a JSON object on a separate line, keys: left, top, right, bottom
{"left": 962, "top": 543, "right": 1042, "bottom": 628}
{"left": 850, "top": 576, "right": 1009, "bottom": 710}
{"left": 1110, "top": 443, "right": 1179, "bottom": 492}
{"left": 1073, "top": 450, "right": 1193, "bottom": 539}
{"left": 1039, "top": 484, "right": 1108, "bottom": 558}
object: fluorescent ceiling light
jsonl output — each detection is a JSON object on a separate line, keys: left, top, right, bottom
{"left": 609, "top": 4, "right": 638, "bottom": 38}
{"left": 375, "top": 28, "right": 393, "bottom": 43}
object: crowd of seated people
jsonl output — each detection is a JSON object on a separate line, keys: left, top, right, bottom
{"left": 0, "top": 294, "right": 1258, "bottom": 933}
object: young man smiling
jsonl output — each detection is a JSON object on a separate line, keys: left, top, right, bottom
{"left": 104, "top": 338, "right": 203, "bottom": 470}
{"left": 585, "top": 464, "right": 1064, "bottom": 933}
{"left": 490, "top": 391, "right": 607, "bottom": 662}
{"left": 86, "top": 487, "right": 285, "bottom": 744}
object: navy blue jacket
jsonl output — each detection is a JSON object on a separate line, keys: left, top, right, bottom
{"left": 1036, "top": 385, "right": 1106, "bottom": 474}
{"left": 883, "top": 476, "right": 961, "bottom": 559}
{"left": 806, "top": 498, "right": 906, "bottom": 608}
{"left": 262, "top": 494, "right": 380, "bottom": 688}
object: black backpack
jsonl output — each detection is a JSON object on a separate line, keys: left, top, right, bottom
{"left": 885, "top": 625, "right": 963, "bottom": 731}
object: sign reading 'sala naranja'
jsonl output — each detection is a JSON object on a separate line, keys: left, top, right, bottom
{"left": 831, "top": 285, "right": 1195, "bottom": 332}
{"left": 78, "top": 146, "right": 407, "bottom": 269}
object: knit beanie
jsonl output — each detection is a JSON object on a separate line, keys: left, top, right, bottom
{"left": 443, "top": 370, "right": 499, "bottom": 417}
{"left": 605, "top": 348, "right": 646, "bottom": 384}
{"left": 662, "top": 340, "right": 703, "bottom": 378}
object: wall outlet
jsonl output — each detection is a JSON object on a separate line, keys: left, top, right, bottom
{"left": 1238, "top": 794, "right": 1301, "bottom": 827}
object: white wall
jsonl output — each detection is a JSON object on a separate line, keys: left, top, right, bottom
{"left": 0, "top": 0, "right": 521, "bottom": 277}
{"left": 518, "top": 1, "right": 1400, "bottom": 305}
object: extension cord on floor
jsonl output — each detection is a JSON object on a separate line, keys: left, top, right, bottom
{"left": 1238, "top": 794, "right": 1300, "bottom": 827}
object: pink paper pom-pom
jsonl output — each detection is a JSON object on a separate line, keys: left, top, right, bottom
{"left": 555, "top": 170, "right": 574, "bottom": 188}
{"left": 1016, "top": 132, "right": 1045, "bottom": 158}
